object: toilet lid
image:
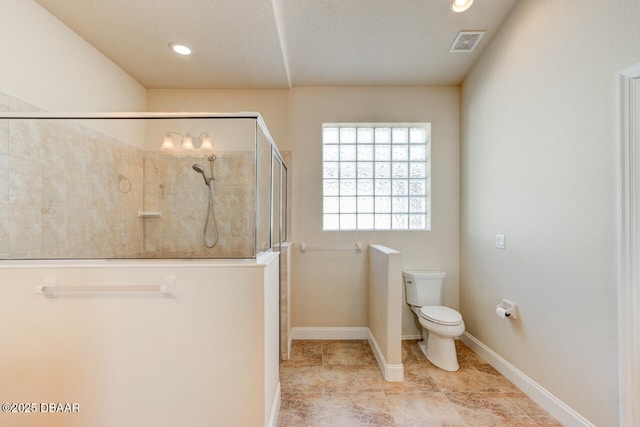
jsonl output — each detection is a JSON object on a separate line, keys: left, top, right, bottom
{"left": 420, "top": 306, "right": 462, "bottom": 326}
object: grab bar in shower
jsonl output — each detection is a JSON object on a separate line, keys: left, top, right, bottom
{"left": 36, "top": 275, "right": 177, "bottom": 298}
{"left": 299, "top": 241, "right": 363, "bottom": 254}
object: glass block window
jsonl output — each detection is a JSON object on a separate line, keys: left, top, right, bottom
{"left": 322, "top": 123, "right": 430, "bottom": 230}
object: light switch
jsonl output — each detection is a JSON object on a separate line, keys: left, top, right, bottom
{"left": 495, "top": 234, "right": 505, "bottom": 249}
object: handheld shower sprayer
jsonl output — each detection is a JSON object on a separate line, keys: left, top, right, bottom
{"left": 192, "top": 156, "right": 216, "bottom": 186}
{"left": 191, "top": 157, "right": 219, "bottom": 248}
{"left": 192, "top": 164, "right": 210, "bottom": 186}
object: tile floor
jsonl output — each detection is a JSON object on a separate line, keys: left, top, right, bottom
{"left": 277, "top": 339, "right": 562, "bottom": 426}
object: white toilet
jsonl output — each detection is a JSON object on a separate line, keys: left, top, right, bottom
{"left": 403, "top": 270, "right": 465, "bottom": 372}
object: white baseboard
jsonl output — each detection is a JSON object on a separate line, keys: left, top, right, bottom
{"left": 268, "top": 382, "right": 281, "bottom": 427}
{"left": 290, "top": 326, "right": 369, "bottom": 340}
{"left": 368, "top": 330, "right": 403, "bottom": 382}
{"left": 402, "top": 334, "right": 422, "bottom": 340}
{"left": 460, "top": 332, "right": 594, "bottom": 427}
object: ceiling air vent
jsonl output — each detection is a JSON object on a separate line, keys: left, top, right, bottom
{"left": 449, "top": 31, "right": 486, "bottom": 53}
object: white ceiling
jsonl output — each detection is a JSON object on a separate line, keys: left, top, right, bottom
{"left": 33, "top": 0, "right": 519, "bottom": 89}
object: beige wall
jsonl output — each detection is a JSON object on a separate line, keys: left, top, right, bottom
{"left": 147, "top": 89, "right": 290, "bottom": 151}
{"left": 0, "top": 257, "right": 280, "bottom": 427}
{"left": 460, "top": 1, "right": 640, "bottom": 425}
{"left": 0, "top": 0, "right": 145, "bottom": 113}
{"left": 289, "top": 87, "right": 460, "bottom": 335}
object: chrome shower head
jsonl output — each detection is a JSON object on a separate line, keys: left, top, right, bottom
{"left": 192, "top": 164, "right": 209, "bottom": 186}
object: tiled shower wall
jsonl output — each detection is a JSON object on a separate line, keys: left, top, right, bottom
{"left": 143, "top": 151, "right": 256, "bottom": 258}
{"left": 0, "top": 93, "right": 144, "bottom": 259}
{"left": 0, "top": 92, "right": 290, "bottom": 259}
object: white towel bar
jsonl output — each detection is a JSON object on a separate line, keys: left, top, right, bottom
{"left": 299, "top": 242, "right": 363, "bottom": 254}
{"left": 37, "top": 275, "right": 177, "bottom": 298}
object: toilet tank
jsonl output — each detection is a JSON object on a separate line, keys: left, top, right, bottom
{"left": 403, "top": 270, "right": 446, "bottom": 307}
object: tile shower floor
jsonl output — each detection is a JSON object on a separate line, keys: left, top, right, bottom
{"left": 277, "top": 340, "right": 561, "bottom": 426}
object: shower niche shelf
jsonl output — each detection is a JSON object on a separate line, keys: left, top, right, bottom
{"left": 138, "top": 211, "right": 162, "bottom": 218}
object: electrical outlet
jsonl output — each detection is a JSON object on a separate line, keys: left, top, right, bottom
{"left": 495, "top": 234, "right": 505, "bottom": 249}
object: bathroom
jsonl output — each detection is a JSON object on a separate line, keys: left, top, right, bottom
{"left": 1, "top": 1, "right": 636, "bottom": 426}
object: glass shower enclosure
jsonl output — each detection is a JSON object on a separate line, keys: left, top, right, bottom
{"left": 0, "top": 113, "right": 288, "bottom": 260}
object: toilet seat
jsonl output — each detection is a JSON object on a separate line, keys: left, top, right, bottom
{"left": 420, "top": 306, "right": 462, "bottom": 326}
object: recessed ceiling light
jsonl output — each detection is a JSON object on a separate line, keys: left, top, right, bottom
{"left": 169, "top": 42, "right": 192, "bottom": 56}
{"left": 452, "top": 0, "right": 474, "bottom": 13}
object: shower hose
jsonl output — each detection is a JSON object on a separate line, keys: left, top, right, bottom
{"left": 204, "top": 184, "right": 219, "bottom": 248}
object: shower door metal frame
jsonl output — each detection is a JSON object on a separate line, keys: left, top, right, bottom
{"left": 618, "top": 62, "right": 640, "bottom": 427}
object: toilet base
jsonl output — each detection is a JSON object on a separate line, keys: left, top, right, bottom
{"left": 417, "top": 339, "right": 429, "bottom": 359}
{"left": 419, "top": 331, "right": 459, "bottom": 372}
